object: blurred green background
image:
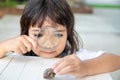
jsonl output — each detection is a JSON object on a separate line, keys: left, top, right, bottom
{"left": 0, "top": 0, "right": 120, "bottom": 8}
{"left": 0, "top": 0, "right": 27, "bottom": 7}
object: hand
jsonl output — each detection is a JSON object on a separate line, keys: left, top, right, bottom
{"left": 52, "top": 54, "right": 88, "bottom": 77}
{"left": 1, "top": 35, "right": 37, "bottom": 54}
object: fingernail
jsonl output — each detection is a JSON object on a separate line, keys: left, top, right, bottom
{"left": 54, "top": 69, "right": 57, "bottom": 73}
{"left": 51, "top": 65, "right": 56, "bottom": 69}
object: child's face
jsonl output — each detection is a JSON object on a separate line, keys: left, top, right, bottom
{"left": 28, "top": 18, "right": 67, "bottom": 58}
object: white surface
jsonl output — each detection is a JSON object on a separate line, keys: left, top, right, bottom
{"left": 0, "top": 55, "right": 112, "bottom": 80}
{"left": 76, "top": 49, "right": 104, "bottom": 60}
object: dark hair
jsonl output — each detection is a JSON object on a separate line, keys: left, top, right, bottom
{"left": 20, "top": 0, "right": 83, "bottom": 57}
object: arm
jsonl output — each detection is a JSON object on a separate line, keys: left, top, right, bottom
{"left": 0, "top": 43, "right": 7, "bottom": 58}
{"left": 0, "top": 35, "right": 36, "bottom": 59}
{"left": 53, "top": 53, "right": 120, "bottom": 77}
{"left": 83, "top": 53, "right": 120, "bottom": 76}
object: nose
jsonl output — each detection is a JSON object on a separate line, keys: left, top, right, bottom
{"left": 42, "top": 39, "right": 55, "bottom": 49}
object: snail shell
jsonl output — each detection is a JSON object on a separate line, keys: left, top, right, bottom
{"left": 43, "top": 68, "right": 56, "bottom": 79}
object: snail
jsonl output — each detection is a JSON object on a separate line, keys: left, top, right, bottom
{"left": 43, "top": 68, "right": 56, "bottom": 79}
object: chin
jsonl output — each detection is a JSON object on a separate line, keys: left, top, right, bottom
{"left": 39, "top": 55, "right": 57, "bottom": 59}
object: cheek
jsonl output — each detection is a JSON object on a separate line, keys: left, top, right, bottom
{"left": 61, "top": 33, "right": 67, "bottom": 48}
{"left": 57, "top": 36, "right": 67, "bottom": 53}
{"left": 61, "top": 36, "right": 67, "bottom": 46}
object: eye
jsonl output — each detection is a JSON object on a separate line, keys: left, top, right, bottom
{"left": 55, "top": 33, "right": 63, "bottom": 38}
{"left": 37, "top": 33, "right": 43, "bottom": 38}
{"left": 33, "top": 34, "right": 38, "bottom": 37}
{"left": 33, "top": 33, "right": 43, "bottom": 38}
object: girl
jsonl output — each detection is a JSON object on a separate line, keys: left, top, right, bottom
{"left": 0, "top": 0, "right": 120, "bottom": 78}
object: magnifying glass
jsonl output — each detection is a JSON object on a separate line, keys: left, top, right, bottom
{"left": 36, "top": 27, "right": 60, "bottom": 51}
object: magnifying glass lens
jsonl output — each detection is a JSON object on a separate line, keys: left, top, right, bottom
{"left": 37, "top": 27, "right": 60, "bottom": 50}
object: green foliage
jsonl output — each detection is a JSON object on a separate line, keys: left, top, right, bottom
{"left": 0, "top": 0, "right": 27, "bottom": 7}
{"left": 88, "top": 4, "right": 120, "bottom": 9}
{"left": 0, "top": 1, "right": 17, "bottom": 7}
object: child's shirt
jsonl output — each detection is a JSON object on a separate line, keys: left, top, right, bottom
{"left": 76, "top": 49, "right": 105, "bottom": 60}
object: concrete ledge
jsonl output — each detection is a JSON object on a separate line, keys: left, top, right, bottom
{"left": 72, "top": 6, "right": 93, "bottom": 14}
{"left": 0, "top": 12, "right": 4, "bottom": 18}
{"left": 0, "top": 7, "right": 23, "bottom": 15}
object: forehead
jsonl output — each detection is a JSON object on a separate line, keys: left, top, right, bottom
{"left": 30, "top": 17, "right": 66, "bottom": 31}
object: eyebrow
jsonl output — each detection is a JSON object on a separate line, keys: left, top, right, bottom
{"left": 31, "top": 29, "right": 40, "bottom": 32}
{"left": 56, "top": 30, "right": 66, "bottom": 32}
{"left": 31, "top": 29, "right": 66, "bottom": 32}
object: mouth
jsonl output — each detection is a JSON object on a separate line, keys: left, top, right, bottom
{"left": 40, "top": 50, "right": 56, "bottom": 54}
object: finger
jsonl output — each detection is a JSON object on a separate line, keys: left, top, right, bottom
{"left": 15, "top": 48, "right": 23, "bottom": 54}
{"left": 19, "top": 41, "right": 28, "bottom": 53}
{"left": 20, "top": 36, "right": 32, "bottom": 52}
{"left": 52, "top": 59, "right": 63, "bottom": 69}
{"left": 52, "top": 55, "right": 70, "bottom": 69}
{"left": 32, "top": 45, "right": 41, "bottom": 55}
{"left": 57, "top": 65, "right": 74, "bottom": 75}
{"left": 52, "top": 57, "right": 67, "bottom": 70}
{"left": 25, "top": 36, "right": 37, "bottom": 48}
{"left": 53, "top": 60, "right": 72, "bottom": 73}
